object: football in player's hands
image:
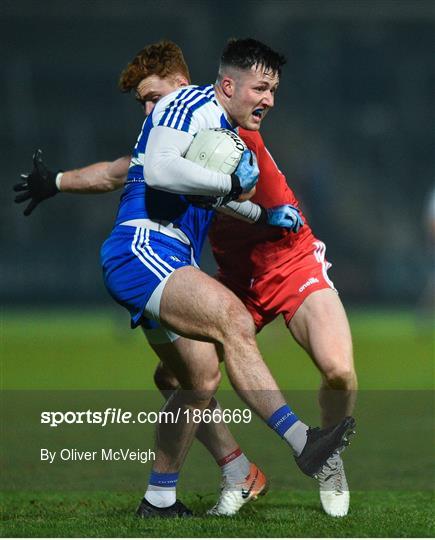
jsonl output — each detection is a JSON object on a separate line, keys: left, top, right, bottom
{"left": 185, "top": 128, "right": 246, "bottom": 175}
{"left": 184, "top": 128, "right": 250, "bottom": 204}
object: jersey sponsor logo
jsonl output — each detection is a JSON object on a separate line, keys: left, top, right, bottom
{"left": 170, "top": 255, "right": 181, "bottom": 262}
{"left": 298, "top": 277, "right": 320, "bottom": 293}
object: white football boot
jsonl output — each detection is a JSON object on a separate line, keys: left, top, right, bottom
{"left": 318, "top": 454, "right": 349, "bottom": 517}
{"left": 207, "top": 463, "right": 268, "bottom": 516}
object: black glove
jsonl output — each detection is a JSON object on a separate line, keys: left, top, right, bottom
{"left": 14, "top": 149, "right": 60, "bottom": 216}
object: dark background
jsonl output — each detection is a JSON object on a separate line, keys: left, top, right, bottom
{"left": 1, "top": 0, "right": 434, "bottom": 307}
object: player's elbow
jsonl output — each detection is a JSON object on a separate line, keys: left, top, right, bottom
{"left": 143, "top": 154, "right": 158, "bottom": 187}
{"left": 104, "top": 157, "right": 129, "bottom": 191}
{"left": 144, "top": 173, "right": 161, "bottom": 189}
{"left": 143, "top": 152, "right": 171, "bottom": 189}
{"left": 100, "top": 176, "right": 123, "bottom": 192}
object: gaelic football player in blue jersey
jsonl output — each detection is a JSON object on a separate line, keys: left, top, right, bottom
{"left": 16, "top": 40, "right": 355, "bottom": 518}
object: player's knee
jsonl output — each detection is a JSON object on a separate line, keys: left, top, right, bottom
{"left": 185, "top": 365, "right": 221, "bottom": 404}
{"left": 153, "top": 363, "right": 179, "bottom": 393}
{"left": 323, "top": 363, "right": 357, "bottom": 390}
{"left": 190, "top": 376, "right": 221, "bottom": 405}
{"left": 202, "top": 367, "right": 222, "bottom": 396}
{"left": 223, "top": 301, "right": 256, "bottom": 343}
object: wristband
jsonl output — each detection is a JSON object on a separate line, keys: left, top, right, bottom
{"left": 228, "top": 173, "right": 243, "bottom": 200}
{"left": 257, "top": 206, "right": 268, "bottom": 225}
{"left": 55, "top": 172, "right": 63, "bottom": 192}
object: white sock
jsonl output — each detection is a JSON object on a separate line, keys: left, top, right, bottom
{"left": 219, "top": 449, "right": 251, "bottom": 484}
{"left": 283, "top": 420, "right": 309, "bottom": 456}
{"left": 144, "top": 485, "right": 176, "bottom": 508}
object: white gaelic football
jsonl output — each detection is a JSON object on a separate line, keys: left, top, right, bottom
{"left": 184, "top": 128, "right": 246, "bottom": 175}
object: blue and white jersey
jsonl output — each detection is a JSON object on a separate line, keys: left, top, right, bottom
{"left": 114, "top": 84, "right": 234, "bottom": 263}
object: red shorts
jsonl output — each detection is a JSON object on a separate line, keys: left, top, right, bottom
{"left": 217, "top": 239, "right": 336, "bottom": 332}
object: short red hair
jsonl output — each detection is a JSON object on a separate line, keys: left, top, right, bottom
{"left": 119, "top": 40, "right": 191, "bottom": 93}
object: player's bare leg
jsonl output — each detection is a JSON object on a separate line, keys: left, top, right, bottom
{"left": 288, "top": 288, "right": 357, "bottom": 517}
{"left": 140, "top": 334, "right": 221, "bottom": 514}
{"left": 151, "top": 342, "right": 241, "bottom": 460}
{"left": 159, "top": 266, "right": 289, "bottom": 419}
{"left": 152, "top": 349, "right": 268, "bottom": 516}
{"left": 150, "top": 340, "right": 221, "bottom": 474}
{"left": 288, "top": 288, "right": 357, "bottom": 426}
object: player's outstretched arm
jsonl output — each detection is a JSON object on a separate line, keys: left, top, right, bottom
{"left": 59, "top": 156, "right": 130, "bottom": 194}
{"left": 14, "top": 151, "right": 129, "bottom": 216}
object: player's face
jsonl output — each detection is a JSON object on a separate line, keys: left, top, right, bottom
{"left": 228, "top": 66, "right": 279, "bottom": 130}
{"left": 135, "top": 75, "right": 181, "bottom": 116}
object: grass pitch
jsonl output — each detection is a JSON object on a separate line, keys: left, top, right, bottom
{"left": 1, "top": 308, "right": 434, "bottom": 537}
{"left": 1, "top": 490, "right": 434, "bottom": 538}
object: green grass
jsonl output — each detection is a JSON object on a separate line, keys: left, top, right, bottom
{"left": 1, "top": 490, "right": 433, "bottom": 537}
{"left": 1, "top": 308, "right": 434, "bottom": 536}
{"left": 1, "top": 307, "right": 433, "bottom": 390}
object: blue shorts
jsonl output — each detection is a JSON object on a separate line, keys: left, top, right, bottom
{"left": 101, "top": 225, "right": 194, "bottom": 329}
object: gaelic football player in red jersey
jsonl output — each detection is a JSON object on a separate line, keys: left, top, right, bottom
{"left": 209, "top": 128, "right": 357, "bottom": 516}
{"left": 15, "top": 40, "right": 356, "bottom": 518}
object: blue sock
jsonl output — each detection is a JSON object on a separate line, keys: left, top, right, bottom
{"left": 267, "top": 405, "right": 308, "bottom": 456}
{"left": 145, "top": 471, "right": 179, "bottom": 508}
{"left": 267, "top": 405, "right": 299, "bottom": 437}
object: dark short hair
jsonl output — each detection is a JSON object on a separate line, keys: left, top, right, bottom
{"left": 219, "top": 38, "right": 286, "bottom": 76}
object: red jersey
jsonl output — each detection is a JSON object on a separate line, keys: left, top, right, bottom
{"left": 209, "top": 129, "right": 314, "bottom": 279}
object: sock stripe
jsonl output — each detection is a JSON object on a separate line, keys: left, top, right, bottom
{"left": 267, "top": 405, "right": 299, "bottom": 437}
{"left": 149, "top": 471, "right": 179, "bottom": 488}
{"left": 217, "top": 447, "right": 242, "bottom": 467}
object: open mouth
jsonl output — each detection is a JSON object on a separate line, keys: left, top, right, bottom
{"left": 252, "top": 108, "right": 264, "bottom": 119}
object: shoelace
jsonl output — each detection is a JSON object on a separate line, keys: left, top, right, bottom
{"left": 318, "top": 459, "right": 345, "bottom": 494}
